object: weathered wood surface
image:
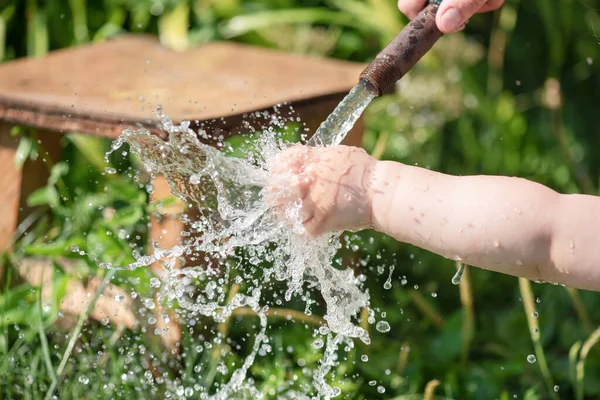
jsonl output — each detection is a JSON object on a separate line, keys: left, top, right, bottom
{"left": 0, "top": 35, "right": 365, "bottom": 139}
{"left": 0, "top": 122, "right": 22, "bottom": 251}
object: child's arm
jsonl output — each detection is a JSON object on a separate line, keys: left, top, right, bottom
{"left": 269, "top": 145, "right": 600, "bottom": 291}
{"left": 370, "top": 160, "right": 600, "bottom": 291}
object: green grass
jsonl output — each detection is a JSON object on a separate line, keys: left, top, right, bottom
{"left": 2, "top": 0, "right": 600, "bottom": 398}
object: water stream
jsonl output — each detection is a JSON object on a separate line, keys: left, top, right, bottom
{"left": 85, "top": 98, "right": 381, "bottom": 398}
{"left": 308, "top": 80, "right": 375, "bottom": 147}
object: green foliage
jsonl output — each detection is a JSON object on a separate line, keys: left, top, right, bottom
{"left": 1, "top": 0, "right": 600, "bottom": 399}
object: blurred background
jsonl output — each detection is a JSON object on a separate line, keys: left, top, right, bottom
{"left": 1, "top": 0, "right": 600, "bottom": 398}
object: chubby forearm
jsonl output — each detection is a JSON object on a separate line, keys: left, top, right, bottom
{"left": 369, "top": 160, "right": 600, "bottom": 291}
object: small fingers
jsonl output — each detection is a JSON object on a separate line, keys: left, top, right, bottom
{"left": 268, "top": 144, "right": 308, "bottom": 174}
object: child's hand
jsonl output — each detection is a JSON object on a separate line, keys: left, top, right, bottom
{"left": 267, "top": 144, "right": 377, "bottom": 236}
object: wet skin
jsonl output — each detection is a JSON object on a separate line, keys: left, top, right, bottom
{"left": 269, "top": 144, "right": 600, "bottom": 292}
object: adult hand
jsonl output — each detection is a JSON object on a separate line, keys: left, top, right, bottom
{"left": 397, "top": 0, "right": 504, "bottom": 33}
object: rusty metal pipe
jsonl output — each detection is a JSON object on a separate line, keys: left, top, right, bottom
{"left": 359, "top": 0, "right": 443, "bottom": 96}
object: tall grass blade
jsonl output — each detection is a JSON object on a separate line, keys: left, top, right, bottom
{"left": 158, "top": 2, "right": 190, "bottom": 51}
{"left": 220, "top": 9, "right": 356, "bottom": 39}
{"left": 37, "top": 268, "right": 57, "bottom": 387}
{"left": 69, "top": 0, "right": 89, "bottom": 44}
{"left": 576, "top": 327, "right": 600, "bottom": 400}
{"left": 44, "top": 268, "right": 117, "bottom": 400}
{"left": 518, "top": 278, "right": 558, "bottom": 400}
{"left": 26, "top": 0, "right": 49, "bottom": 57}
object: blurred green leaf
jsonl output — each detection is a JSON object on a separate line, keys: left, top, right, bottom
{"left": 220, "top": 9, "right": 356, "bottom": 39}
{"left": 27, "top": 185, "right": 59, "bottom": 208}
{"left": 431, "top": 311, "right": 464, "bottom": 365}
{"left": 23, "top": 236, "right": 85, "bottom": 257}
{"left": 26, "top": 0, "right": 49, "bottom": 57}
{"left": 111, "top": 205, "right": 144, "bottom": 226}
{"left": 14, "top": 135, "right": 33, "bottom": 167}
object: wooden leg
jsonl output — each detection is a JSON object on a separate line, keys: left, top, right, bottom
{"left": 19, "top": 129, "right": 63, "bottom": 223}
{"left": 149, "top": 174, "right": 185, "bottom": 279}
{"left": 0, "top": 122, "right": 22, "bottom": 252}
{"left": 148, "top": 174, "right": 184, "bottom": 350}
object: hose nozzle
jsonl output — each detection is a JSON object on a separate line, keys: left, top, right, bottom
{"left": 360, "top": 1, "right": 443, "bottom": 96}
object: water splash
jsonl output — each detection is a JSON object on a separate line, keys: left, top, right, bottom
{"left": 86, "top": 106, "right": 372, "bottom": 398}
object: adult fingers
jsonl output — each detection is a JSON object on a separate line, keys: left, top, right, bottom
{"left": 437, "top": 0, "right": 502, "bottom": 33}
{"left": 397, "top": 0, "right": 427, "bottom": 19}
{"left": 477, "top": 0, "right": 504, "bottom": 14}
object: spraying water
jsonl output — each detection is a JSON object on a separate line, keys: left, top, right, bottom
{"left": 85, "top": 105, "right": 374, "bottom": 398}
{"left": 79, "top": 4, "right": 446, "bottom": 395}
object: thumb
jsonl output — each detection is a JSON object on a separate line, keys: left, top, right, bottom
{"left": 436, "top": 0, "right": 488, "bottom": 33}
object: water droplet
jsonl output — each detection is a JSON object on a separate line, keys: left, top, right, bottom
{"left": 143, "top": 298, "right": 155, "bottom": 310}
{"left": 527, "top": 354, "right": 536, "bottom": 363}
{"left": 150, "top": 277, "right": 161, "bottom": 288}
{"left": 452, "top": 264, "right": 465, "bottom": 285}
{"left": 377, "top": 386, "right": 386, "bottom": 394}
{"left": 101, "top": 317, "right": 110, "bottom": 326}
{"left": 361, "top": 354, "right": 369, "bottom": 362}
{"left": 376, "top": 321, "right": 391, "bottom": 333}
{"left": 105, "top": 167, "right": 117, "bottom": 174}
{"left": 115, "top": 293, "right": 125, "bottom": 303}
{"left": 531, "top": 311, "right": 538, "bottom": 318}
{"left": 78, "top": 375, "right": 89, "bottom": 385}
{"left": 554, "top": 385, "right": 559, "bottom": 392}
{"left": 190, "top": 174, "right": 201, "bottom": 185}
{"left": 312, "top": 339, "right": 324, "bottom": 349}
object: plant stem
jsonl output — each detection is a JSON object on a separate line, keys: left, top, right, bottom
{"left": 37, "top": 267, "right": 57, "bottom": 387}
{"left": 408, "top": 290, "right": 444, "bottom": 330}
{"left": 565, "top": 287, "right": 593, "bottom": 334}
{"left": 44, "top": 268, "right": 116, "bottom": 400}
{"left": 519, "top": 277, "right": 559, "bottom": 400}
{"left": 424, "top": 379, "right": 441, "bottom": 400}
{"left": 575, "top": 327, "right": 600, "bottom": 400}
{"left": 458, "top": 263, "right": 474, "bottom": 363}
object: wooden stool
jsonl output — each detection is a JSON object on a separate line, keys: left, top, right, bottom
{"left": 0, "top": 34, "right": 365, "bottom": 264}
